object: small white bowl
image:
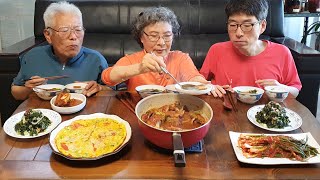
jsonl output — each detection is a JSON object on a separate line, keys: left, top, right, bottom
{"left": 233, "top": 86, "right": 264, "bottom": 104}
{"left": 65, "top": 82, "right": 88, "bottom": 94}
{"left": 33, "top": 84, "right": 65, "bottom": 100}
{"left": 264, "top": 86, "right": 289, "bottom": 102}
{"left": 135, "top": 85, "right": 165, "bottom": 98}
{"left": 50, "top": 93, "right": 86, "bottom": 114}
{"left": 165, "top": 84, "right": 179, "bottom": 93}
{"left": 175, "top": 82, "right": 213, "bottom": 95}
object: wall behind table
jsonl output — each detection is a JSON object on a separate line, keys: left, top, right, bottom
{"left": 0, "top": 0, "right": 35, "bottom": 50}
{"left": 284, "top": 16, "right": 318, "bottom": 49}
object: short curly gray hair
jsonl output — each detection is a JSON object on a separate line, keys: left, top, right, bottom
{"left": 132, "top": 7, "right": 180, "bottom": 48}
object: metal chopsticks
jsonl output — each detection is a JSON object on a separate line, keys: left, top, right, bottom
{"left": 43, "top": 75, "right": 70, "bottom": 80}
{"left": 23, "top": 75, "right": 69, "bottom": 82}
{"left": 226, "top": 90, "right": 238, "bottom": 112}
{"left": 115, "top": 92, "right": 136, "bottom": 113}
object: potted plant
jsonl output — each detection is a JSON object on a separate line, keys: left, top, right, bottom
{"left": 301, "top": 21, "right": 320, "bottom": 50}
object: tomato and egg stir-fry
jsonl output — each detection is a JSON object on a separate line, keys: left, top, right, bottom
{"left": 238, "top": 134, "right": 319, "bottom": 161}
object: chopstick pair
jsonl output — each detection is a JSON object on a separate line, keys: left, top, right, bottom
{"left": 23, "top": 75, "right": 69, "bottom": 82}
{"left": 115, "top": 92, "right": 136, "bottom": 113}
{"left": 44, "top": 75, "right": 70, "bottom": 80}
{"left": 225, "top": 90, "right": 238, "bottom": 112}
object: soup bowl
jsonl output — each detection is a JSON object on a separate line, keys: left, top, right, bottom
{"left": 233, "top": 86, "right": 264, "bottom": 104}
{"left": 33, "top": 84, "right": 65, "bottom": 100}
{"left": 264, "top": 85, "right": 289, "bottom": 102}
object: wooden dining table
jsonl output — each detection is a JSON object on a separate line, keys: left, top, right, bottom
{"left": 1, "top": 90, "right": 320, "bottom": 179}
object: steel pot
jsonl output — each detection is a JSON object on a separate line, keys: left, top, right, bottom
{"left": 135, "top": 93, "right": 213, "bottom": 167}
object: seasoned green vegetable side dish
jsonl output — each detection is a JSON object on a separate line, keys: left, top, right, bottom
{"left": 255, "top": 101, "right": 290, "bottom": 128}
{"left": 14, "top": 109, "right": 52, "bottom": 136}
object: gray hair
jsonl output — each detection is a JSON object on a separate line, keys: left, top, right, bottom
{"left": 43, "top": 1, "right": 82, "bottom": 28}
{"left": 225, "top": 0, "right": 268, "bottom": 21}
{"left": 132, "top": 7, "right": 180, "bottom": 48}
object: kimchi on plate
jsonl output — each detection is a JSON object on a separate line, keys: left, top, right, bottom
{"left": 229, "top": 131, "right": 320, "bottom": 165}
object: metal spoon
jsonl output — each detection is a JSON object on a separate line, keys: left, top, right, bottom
{"left": 161, "top": 67, "right": 207, "bottom": 90}
{"left": 149, "top": 51, "right": 182, "bottom": 87}
{"left": 150, "top": 51, "right": 183, "bottom": 89}
{"left": 160, "top": 66, "right": 182, "bottom": 86}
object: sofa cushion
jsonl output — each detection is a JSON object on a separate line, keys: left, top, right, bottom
{"left": 34, "top": 0, "right": 284, "bottom": 37}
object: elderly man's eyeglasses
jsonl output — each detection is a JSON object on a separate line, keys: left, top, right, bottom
{"left": 143, "top": 31, "right": 173, "bottom": 42}
{"left": 227, "top": 21, "right": 261, "bottom": 32}
{"left": 47, "top": 26, "right": 85, "bottom": 38}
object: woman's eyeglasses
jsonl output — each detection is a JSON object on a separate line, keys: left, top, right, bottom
{"left": 143, "top": 31, "right": 173, "bottom": 42}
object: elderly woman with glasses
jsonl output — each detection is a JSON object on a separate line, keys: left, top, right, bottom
{"left": 200, "top": 0, "right": 301, "bottom": 98}
{"left": 101, "top": 7, "right": 207, "bottom": 91}
{"left": 11, "top": 1, "right": 109, "bottom": 100}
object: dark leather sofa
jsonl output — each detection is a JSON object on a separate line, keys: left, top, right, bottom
{"left": 1, "top": 0, "right": 320, "bottom": 125}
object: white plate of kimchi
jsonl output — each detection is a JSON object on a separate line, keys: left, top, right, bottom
{"left": 229, "top": 131, "right": 320, "bottom": 165}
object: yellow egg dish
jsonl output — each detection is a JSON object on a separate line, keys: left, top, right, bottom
{"left": 54, "top": 118, "right": 127, "bottom": 158}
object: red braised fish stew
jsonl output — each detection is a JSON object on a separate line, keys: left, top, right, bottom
{"left": 141, "top": 102, "right": 207, "bottom": 131}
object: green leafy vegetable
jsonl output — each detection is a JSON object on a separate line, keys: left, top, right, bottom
{"left": 14, "top": 109, "right": 52, "bottom": 136}
{"left": 255, "top": 101, "right": 290, "bottom": 129}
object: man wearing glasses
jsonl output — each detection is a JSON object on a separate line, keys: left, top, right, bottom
{"left": 102, "top": 7, "right": 207, "bottom": 91}
{"left": 11, "top": 1, "right": 109, "bottom": 100}
{"left": 200, "top": 0, "right": 301, "bottom": 98}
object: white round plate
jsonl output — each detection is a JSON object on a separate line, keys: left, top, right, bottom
{"left": 65, "top": 82, "right": 87, "bottom": 93}
{"left": 247, "top": 105, "right": 302, "bottom": 132}
{"left": 175, "top": 82, "right": 213, "bottom": 95}
{"left": 135, "top": 84, "right": 165, "bottom": 98}
{"left": 3, "top": 109, "right": 62, "bottom": 138}
{"left": 165, "top": 84, "right": 179, "bottom": 93}
{"left": 49, "top": 113, "right": 132, "bottom": 160}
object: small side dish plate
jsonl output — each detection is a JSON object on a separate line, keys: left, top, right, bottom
{"left": 65, "top": 82, "right": 88, "bottom": 93}
{"left": 247, "top": 105, "right": 302, "bottom": 132}
{"left": 165, "top": 84, "right": 179, "bottom": 93}
{"left": 3, "top": 109, "right": 62, "bottom": 139}
{"left": 175, "top": 82, "right": 213, "bottom": 95}
{"left": 229, "top": 131, "right": 320, "bottom": 165}
{"left": 49, "top": 113, "right": 132, "bottom": 160}
{"left": 135, "top": 84, "right": 165, "bottom": 98}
